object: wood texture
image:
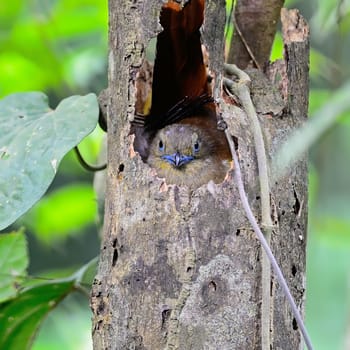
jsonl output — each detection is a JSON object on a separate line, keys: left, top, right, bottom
{"left": 91, "top": 2, "right": 309, "bottom": 349}
{"left": 227, "top": 0, "right": 285, "bottom": 69}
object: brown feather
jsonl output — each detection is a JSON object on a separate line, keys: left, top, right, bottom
{"left": 134, "top": 0, "right": 231, "bottom": 187}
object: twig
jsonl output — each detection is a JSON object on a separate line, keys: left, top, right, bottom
{"left": 232, "top": 17, "right": 261, "bottom": 70}
{"left": 74, "top": 146, "right": 107, "bottom": 172}
{"left": 224, "top": 64, "right": 272, "bottom": 350}
{"left": 225, "top": 130, "right": 313, "bottom": 350}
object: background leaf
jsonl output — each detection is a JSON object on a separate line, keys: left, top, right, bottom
{"left": 31, "top": 293, "right": 93, "bottom": 350}
{"left": 0, "top": 281, "right": 75, "bottom": 350}
{"left": 0, "top": 92, "right": 99, "bottom": 230}
{"left": 0, "top": 256, "right": 97, "bottom": 350}
{"left": 74, "top": 257, "right": 98, "bottom": 294}
{"left": 0, "top": 229, "right": 28, "bottom": 302}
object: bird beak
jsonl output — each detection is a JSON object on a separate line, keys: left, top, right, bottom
{"left": 162, "top": 151, "right": 194, "bottom": 168}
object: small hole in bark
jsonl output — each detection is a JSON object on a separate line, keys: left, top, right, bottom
{"left": 208, "top": 281, "right": 217, "bottom": 291}
{"left": 96, "top": 319, "right": 103, "bottom": 330}
{"left": 112, "top": 238, "right": 118, "bottom": 248}
{"left": 292, "top": 264, "right": 297, "bottom": 276}
{"left": 97, "top": 300, "right": 105, "bottom": 314}
{"left": 281, "top": 210, "right": 285, "bottom": 216}
{"left": 133, "top": 335, "right": 144, "bottom": 347}
{"left": 142, "top": 217, "right": 146, "bottom": 222}
{"left": 293, "top": 189, "right": 300, "bottom": 214}
{"left": 93, "top": 278, "right": 102, "bottom": 286}
{"left": 256, "top": 196, "right": 260, "bottom": 200}
{"left": 236, "top": 229, "right": 240, "bottom": 236}
{"left": 118, "top": 163, "right": 125, "bottom": 172}
{"left": 270, "top": 280, "right": 273, "bottom": 296}
{"left": 161, "top": 309, "right": 171, "bottom": 328}
{"left": 187, "top": 266, "right": 192, "bottom": 273}
{"left": 112, "top": 249, "right": 118, "bottom": 267}
{"left": 292, "top": 318, "right": 298, "bottom": 330}
{"left": 232, "top": 135, "right": 239, "bottom": 150}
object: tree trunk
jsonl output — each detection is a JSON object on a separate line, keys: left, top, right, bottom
{"left": 91, "top": 1, "right": 309, "bottom": 349}
{"left": 227, "top": 0, "right": 285, "bottom": 69}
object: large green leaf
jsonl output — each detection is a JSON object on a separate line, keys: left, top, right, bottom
{"left": 0, "top": 92, "right": 99, "bottom": 230}
{"left": 0, "top": 256, "right": 98, "bottom": 350}
{"left": 0, "top": 281, "right": 75, "bottom": 350}
{"left": 73, "top": 256, "right": 98, "bottom": 295}
{"left": 32, "top": 294, "right": 93, "bottom": 350}
{"left": 0, "top": 229, "right": 28, "bottom": 303}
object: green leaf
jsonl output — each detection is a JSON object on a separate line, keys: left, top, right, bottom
{"left": 0, "top": 256, "right": 98, "bottom": 350}
{"left": 0, "top": 92, "right": 99, "bottom": 230}
{"left": 74, "top": 257, "right": 98, "bottom": 294}
{"left": 20, "top": 183, "right": 97, "bottom": 244}
{"left": 0, "top": 229, "right": 28, "bottom": 303}
{"left": 32, "top": 294, "right": 93, "bottom": 350}
{"left": 0, "top": 281, "right": 75, "bottom": 350}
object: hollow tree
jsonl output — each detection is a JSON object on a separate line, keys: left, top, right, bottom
{"left": 91, "top": 0, "right": 310, "bottom": 348}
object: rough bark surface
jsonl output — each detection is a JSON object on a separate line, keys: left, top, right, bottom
{"left": 91, "top": 2, "right": 309, "bottom": 349}
{"left": 227, "top": 0, "right": 285, "bottom": 69}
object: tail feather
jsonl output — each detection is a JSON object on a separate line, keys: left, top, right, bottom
{"left": 150, "top": 0, "right": 209, "bottom": 118}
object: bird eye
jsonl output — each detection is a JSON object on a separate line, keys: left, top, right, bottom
{"left": 193, "top": 141, "right": 200, "bottom": 153}
{"left": 158, "top": 139, "right": 164, "bottom": 152}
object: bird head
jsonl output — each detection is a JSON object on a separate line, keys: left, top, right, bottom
{"left": 147, "top": 123, "right": 228, "bottom": 188}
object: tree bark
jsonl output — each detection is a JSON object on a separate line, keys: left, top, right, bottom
{"left": 227, "top": 0, "right": 285, "bottom": 69}
{"left": 91, "top": 1, "right": 309, "bottom": 349}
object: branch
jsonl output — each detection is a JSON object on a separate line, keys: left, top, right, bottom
{"left": 223, "top": 64, "right": 272, "bottom": 350}
{"left": 227, "top": 0, "right": 285, "bottom": 68}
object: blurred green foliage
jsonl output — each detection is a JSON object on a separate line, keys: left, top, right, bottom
{"left": 0, "top": 229, "right": 28, "bottom": 302}
{"left": 20, "top": 183, "right": 97, "bottom": 243}
{"left": 32, "top": 293, "right": 93, "bottom": 350}
{"left": 0, "top": 0, "right": 107, "bottom": 99}
{"left": 0, "top": 0, "right": 350, "bottom": 349}
{"left": 286, "top": 1, "right": 350, "bottom": 349}
{"left": 0, "top": 233, "right": 97, "bottom": 350}
{"left": 0, "top": 0, "right": 107, "bottom": 349}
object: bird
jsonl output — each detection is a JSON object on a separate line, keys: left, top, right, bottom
{"left": 133, "top": 0, "right": 231, "bottom": 189}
